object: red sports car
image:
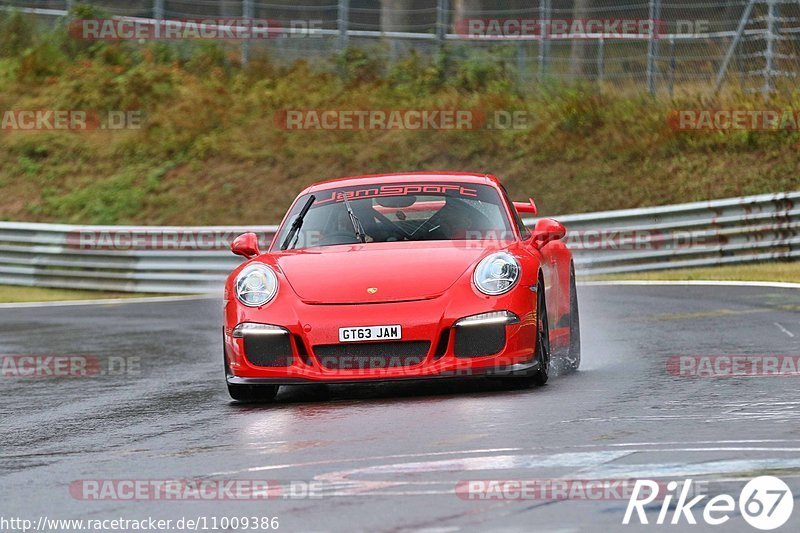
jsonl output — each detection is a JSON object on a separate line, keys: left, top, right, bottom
{"left": 223, "top": 172, "right": 580, "bottom": 402}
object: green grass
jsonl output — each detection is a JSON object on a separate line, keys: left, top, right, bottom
{"left": 585, "top": 262, "right": 800, "bottom": 284}
{"left": 0, "top": 284, "right": 164, "bottom": 303}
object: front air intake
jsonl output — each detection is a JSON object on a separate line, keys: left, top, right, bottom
{"left": 243, "top": 333, "right": 293, "bottom": 367}
{"left": 314, "top": 341, "right": 430, "bottom": 370}
{"left": 453, "top": 324, "right": 506, "bottom": 358}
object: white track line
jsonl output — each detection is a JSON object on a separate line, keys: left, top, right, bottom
{"left": 579, "top": 280, "right": 800, "bottom": 289}
{"left": 774, "top": 322, "right": 796, "bottom": 338}
{"left": 0, "top": 294, "right": 216, "bottom": 309}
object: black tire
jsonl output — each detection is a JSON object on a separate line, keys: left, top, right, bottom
{"left": 531, "top": 276, "right": 551, "bottom": 386}
{"left": 227, "top": 382, "right": 280, "bottom": 403}
{"left": 505, "top": 274, "right": 550, "bottom": 388}
{"left": 565, "top": 264, "right": 581, "bottom": 371}
{"left": 224, "top": 348, "right": 279, "bottom": 403}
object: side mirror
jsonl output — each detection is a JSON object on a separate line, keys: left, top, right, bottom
{"left": 231, "top": 232, "right": 261, "bottom": 259}
{"left": 532, "top": 218, "right": 566, "bottom": 247}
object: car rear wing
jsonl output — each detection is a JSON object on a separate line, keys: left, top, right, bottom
{"left": 513, "top": 199, "right": 538, "bottom": 216}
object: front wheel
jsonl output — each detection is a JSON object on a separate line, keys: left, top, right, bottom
{"left": 565, "top": 264, "right": 581, "bottom": 371}
{"left": 531, "top": 277, "right": 551, "bottom": 385}
{"left": 505, "top": 275, "right": 550, "bottom": 388}
{"left": 227, "top": 382, "right": 279, "bottom": 403}
{"left": 225, "top": 349, "right": 280, "bottom": 403}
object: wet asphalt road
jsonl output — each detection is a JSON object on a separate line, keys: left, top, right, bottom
{"left": 1, "top": 284, "right": 800, "bottom": 532}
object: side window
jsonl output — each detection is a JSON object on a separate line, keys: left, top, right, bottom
{"left": 499, "top": 185, "right": 531, "bottom": 239}
{"left": 513, "top": 205, "right": 532, "bottom": 239}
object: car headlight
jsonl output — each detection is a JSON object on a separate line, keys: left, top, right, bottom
{"left": 235, "top": 264, "right": 278, "bottom": 307}
{"left": 473, "top": 252, "right": 521, "bottom": 295}
{"left": 454, "top": 311, "right": 520, "bottom": 327}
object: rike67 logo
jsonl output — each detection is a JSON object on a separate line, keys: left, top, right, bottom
{"left": 624, "top": 476, "right": 794, "bottom": 529}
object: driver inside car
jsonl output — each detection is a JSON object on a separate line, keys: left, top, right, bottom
{"left": 318, "top": 206, "right": 374, "bottom": 246}
{"left": 433, "top": 201, "right": 475, "bottom": 240}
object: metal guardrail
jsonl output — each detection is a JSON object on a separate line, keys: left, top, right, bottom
{"left": 0, "top": 191, "right": 797, "bottom": 293}
{"left": 0, "top": 224, "right": 271, "bottom": 293}
{"left": 559, "top": 191, "right": 799, "bottom": 275}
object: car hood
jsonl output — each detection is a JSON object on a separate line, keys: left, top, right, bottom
{"left": 274, "top": 241, "right": 506, "bottom": 304}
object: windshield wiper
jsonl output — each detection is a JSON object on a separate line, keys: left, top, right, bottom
{"left": 342, "top": 195, "right": 367, "bottom": 243}
{"left": 281, "top": 194, "right": 316, "bottom": 250}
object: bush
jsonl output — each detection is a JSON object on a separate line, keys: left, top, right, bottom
{"left": 0, "top": 11, "right": 35, "bottom": 57}
{"left": 335, "top": 47, "right": 384, "bottom": 85}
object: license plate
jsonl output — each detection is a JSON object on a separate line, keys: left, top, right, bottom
{"left": 339, "top": 325, "right": 402, "bottom": 343}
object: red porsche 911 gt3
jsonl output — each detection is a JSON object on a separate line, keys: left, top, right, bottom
{"left": 223, "top": 172, "right": 580, "bottom": 402}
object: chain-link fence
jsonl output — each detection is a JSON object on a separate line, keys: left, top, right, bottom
{"left": 3, "top": 0, "right": 800, "bottom": 97}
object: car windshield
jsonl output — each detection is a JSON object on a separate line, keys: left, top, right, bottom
{"left": 274, "top": 182, "right": 514, "bottom": 250}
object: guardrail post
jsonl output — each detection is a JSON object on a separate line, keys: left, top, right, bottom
{"left": 517, "top": 42, "right": 527, "bottom": 87}
{"left": 763, "top": 0, "right": 776, "bottom": 101}
{"left": 596, "top": 37, "right": 604, "bottom": 86}
{"left": 436, "top": 0, "right": 449, "bottom": 44}
{"left": 338, "top": 0, "right": 349, "bottom": 51}
{"left": 242, "top": 0, "right": 253, "bottom": 65}
{"left": 152, "top": 0, "right": 164, "bottom": 39}
{"left": 668, "top": 37, "right": 675, "bottom": 97}
{"left": 715, "top": 0, "right": 755, "bottom": 93}
{"left": 538, "top": 0, "right": 550, "bottom": 81}
{"left": 153, "top": 0, "right": 164, "bottom": 20}
{"left": 646, "top": 0, "right": 661, "bottom": 95}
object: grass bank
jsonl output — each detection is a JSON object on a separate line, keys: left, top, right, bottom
{"left": 585, "top": 262, "right": 800, "bottom": 284}
{"left": 0, "top": 285, "right": 159, "bottom": 303}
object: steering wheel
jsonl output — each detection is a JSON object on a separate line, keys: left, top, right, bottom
{"left": 371, "top": 209, "right": 413, "bottom": 239}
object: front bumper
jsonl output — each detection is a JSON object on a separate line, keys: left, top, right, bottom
{"left": 226, "top": 360, "right": 540, "bottom": 385}
{"left": 224, "top": 287, "right": 538, "bottom": 384}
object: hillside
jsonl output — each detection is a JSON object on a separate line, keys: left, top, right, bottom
{"left": 1, "top": 11, "right": 798, "bottom": 225}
